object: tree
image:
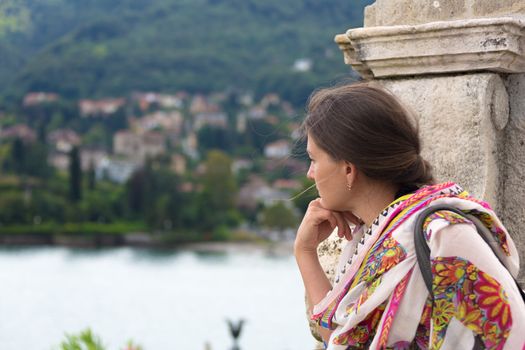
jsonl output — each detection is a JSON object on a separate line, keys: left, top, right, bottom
{"left": 292, "top": 177, "right": 318, "bottom": 215}
{"left": 87, "top": 160, "right": 96, "bottom": 190}
{"left": 197, "top": 126, "right": 234, "bottom": 153}
{"left": 68, "top": 146, "right": 82, "bottom": 202}
{"left": 261, "top": 201, "right": 298, "bottom": 232}
{"left": 126, "top": 168, "right": 146, "bottom": 215}
{"left": 11, "top": 138, "right": 25, "bottom": 174}
{"left": 199, "top": 150, "right": 238, "bottom": 230}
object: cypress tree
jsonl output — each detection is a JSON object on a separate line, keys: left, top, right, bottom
{"left": 87, "top": 160, "right": 96, "bottom": 191}
{"left": 69, "top": 146, "right": 82, "bottom": 202}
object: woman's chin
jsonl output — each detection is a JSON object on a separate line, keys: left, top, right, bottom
{"left": 319, "top": 198, "right": 335, "bottom": 210}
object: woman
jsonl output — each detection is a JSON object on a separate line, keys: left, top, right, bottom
{"left": 294, "top": 82, "right": 525, "bottom": 349}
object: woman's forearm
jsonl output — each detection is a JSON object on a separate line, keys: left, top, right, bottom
{"left": 294, "top": 248, "right": 333, "bottom": 343}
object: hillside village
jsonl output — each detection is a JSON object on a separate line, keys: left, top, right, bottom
{"left": 0, "top": 90, "right": 313, "bottom": 241}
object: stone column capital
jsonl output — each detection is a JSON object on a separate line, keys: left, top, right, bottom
{"left": 336, "top": 17, "right": 525, "bottom": 79}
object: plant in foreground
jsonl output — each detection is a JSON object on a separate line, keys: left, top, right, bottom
{"left": 55, "top": 328, "right": 143, "bottom": 350}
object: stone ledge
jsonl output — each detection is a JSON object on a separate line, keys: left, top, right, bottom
{"left": 335, "top": 17, "right": 525, "bottom": 79}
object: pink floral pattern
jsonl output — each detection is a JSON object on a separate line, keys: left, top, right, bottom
{"left": 358, "top": 236, "right": 407, "bottom": 284}
{"left": 431, "top": 256, "right": 512, "bottom": 350}
{"left": 333, "top": 303, "right": 386, "bottom": 347}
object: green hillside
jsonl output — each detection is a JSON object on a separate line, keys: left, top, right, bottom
{"left": 0, "top": 0, "right": 373, "bottom": 105}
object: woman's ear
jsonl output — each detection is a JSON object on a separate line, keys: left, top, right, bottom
{"left": 345, "top": 162, "right": 356, "bottom": 187}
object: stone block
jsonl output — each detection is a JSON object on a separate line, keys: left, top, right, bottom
{"left": 336, "top": 17, "right": 525, "bottom": 79}
{"left": 502, "top": 73, "right": 525, "bottom": 284}
{"left": 365, "top": 0, "right": 525, "bottom": 27}
{"left": 379, "top": 74, "right": 508, "bottom": 212}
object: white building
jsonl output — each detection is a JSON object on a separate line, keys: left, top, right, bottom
{"left": 264, "top": 140, "right": 291, "bottom": 159}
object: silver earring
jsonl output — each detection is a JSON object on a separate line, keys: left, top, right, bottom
{"left": 347, "top": 183, "right": 352, "bottom": 191}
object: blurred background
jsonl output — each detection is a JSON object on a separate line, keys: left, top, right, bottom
{"left": 0, "top": 0, "right": 372, "bottom": 349}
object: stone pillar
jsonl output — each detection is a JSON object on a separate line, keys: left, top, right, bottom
{"left": 335, "top": 0, "right": 525, "bottom": 279}
{"left": 308, "top": 0, "right": 525, "bottom": 344}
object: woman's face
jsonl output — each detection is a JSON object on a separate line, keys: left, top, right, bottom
{"left": 306, "top": 134, "right": 350, "bottom": 211}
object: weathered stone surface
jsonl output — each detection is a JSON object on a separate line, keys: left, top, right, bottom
{"left": 502, "top": 73, "right": 525, "bottom": 284}
{"left": 334, "top": 34, "right": 373, "bottom": 79}
{"left": 379, "top": 74, "right": 508, "bottom": 212}
{"left": 364, "top": 0, "right": 525, "bottom": 27}
{"left": 336, "top": 17, "right": 525, "bottom": 78}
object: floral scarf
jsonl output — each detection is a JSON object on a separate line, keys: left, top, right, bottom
{"left": 312, "top": 182, "right": 524, "bottom": 349}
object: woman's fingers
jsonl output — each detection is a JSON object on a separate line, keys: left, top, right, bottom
{"left": 342, "top": 211, "right": 363, "bottom": 226}
{"left": 332, "top": 211, "right": 351, "bottom": 240}
{"left": 304, "top": 199, "right": 354, "bottom": 241}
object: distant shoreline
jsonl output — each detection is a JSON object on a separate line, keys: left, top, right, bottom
{"left": 0, "top": 231, "right": 294, "bottom": 253}
{"left": 180, "top": 240, "right": 294, "bottom": 254}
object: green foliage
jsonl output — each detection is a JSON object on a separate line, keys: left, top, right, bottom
{"left": 292, "top": 177, "right": 318, "bottom": 215}
{"left": 55, "top": 328, "right": 143, "bottom": 350}
{"left": 83, "top": 124, "right": 110, "bottom": 149}
{"left": 197, "top": 126, "right": 236, "bottom": 153}
{"left": 0, "top": 190, "right": 30, "bottom": 224}
{"left": 243, "top": 119, "right": 283, "bottom": 153}
{"left": 0, "top": 0, "right": 373, "bottom": 105}
{"left": 57, "top": 328, "right": 106, "bottom": 350}
{"left": 198, "top": 150, "right": 238, "bottom": 231}
{"left": 68, "top": 146, "right": 82, "bottom": 202}
{"left": 261, "top": 201, "right": 298, "bottom": 230}
{"left": 2, "top": 138, "right": 53, "bottom": 178}
{"left": 0, "top": 222, "right": 145, "bottom": 235}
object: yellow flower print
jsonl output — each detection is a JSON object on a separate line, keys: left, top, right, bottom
{"left": 433, "top": 299, "right": 455, "bottom": 326}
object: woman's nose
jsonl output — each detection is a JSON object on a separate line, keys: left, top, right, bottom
{"left": 307, "top": 163, "right": 314, "bottom": 180}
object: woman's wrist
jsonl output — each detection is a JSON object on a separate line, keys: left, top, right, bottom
{"left": 293, "top": 242, "right": 319, "bottom": 257}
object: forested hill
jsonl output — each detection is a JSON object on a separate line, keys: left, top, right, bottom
{"left": 0, "top": 0, "right": 373, "bottom": 105}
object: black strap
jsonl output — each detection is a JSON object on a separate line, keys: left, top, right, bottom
{"left": 414, "top": 204, "right": 525, "bottom": 349}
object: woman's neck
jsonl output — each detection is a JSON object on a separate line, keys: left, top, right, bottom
{"left": 352, "top": 183, "right": 399, "bottom": 228}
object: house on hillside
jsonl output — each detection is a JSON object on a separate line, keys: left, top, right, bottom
{"left": 193, "top": 112, "right": 228, "bottom": 130}
{"left": 23, "top": 92, "right": 59, "bottom": 107}
{"left": 0, "top": 124, "right": 36, "bottom": 143}
{"left": 273, "top": 179, "right": 301, "bottom": 192}
{"left": 79, "top": 98, "right": 126, "bottom": 117}
{"left": 236, "top": 113, "right": 247, "bottom": 133}
{"left": 142, "top": 131, "right": 166, "bottom": 159}
{"left": 131, "top": 110, "right": 183, "bottom": 133}
{"left": 113, "top": 131, "right": 141, "bottom": 159}
{"left": 237, "top": 175, "right": 290, "bottom": 211}
{"left": 232, "top": 158, "right": 253, "bottom": 174}
{"left": 264, "top": 157, "right": 307, "bottom": 175}
{"left": 96, "top": 157, "right": 140, "bottom": 184}
{"left": 248, "top": 106, "right": 266, "bottom": 119}
{"left": 182, "top": 132, "right": 198, "bottom": 159}
{"left": 81, "top": 148, "right": 109, "bottom": 171}
{"left": 260, "top": 93, "right": 280, "bottom": 108}
{"left": 264, "top": 139, "right": 291, "bottom": 159}
{"left": 132, "top": 92, "right": 183, "bottom": 111}
{"left": 189, "top": 95, "right": 220, "bottom": 115}
{"left": 289, "top": 122, "right": 302, "bottom": 140}
{"left": 170, "top": 154, "right": 187, "bottom": 175}
{"left": 48, "top": 152, "right": 69, "bottom": 172}
{"left": 48, "top": 129, "right": 81, "bottom": 153}
{"left": 113, "top": 130, "right": 166, "bottom": 162}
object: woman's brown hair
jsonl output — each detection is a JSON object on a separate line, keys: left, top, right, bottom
{"left": 303, "top": 82, "right": 434, "bottom": 194}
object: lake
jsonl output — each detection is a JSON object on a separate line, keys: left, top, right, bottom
{"left": 0, "top": 244, "right": 317, "bottom": 350}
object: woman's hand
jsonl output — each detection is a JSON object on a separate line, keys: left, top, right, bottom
{"left": 295, "top": 198, "right": 360, "bottom": 253}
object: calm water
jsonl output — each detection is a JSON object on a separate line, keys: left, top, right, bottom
{"left": 0, "top": 245, "right": 316, "bottom": 350}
